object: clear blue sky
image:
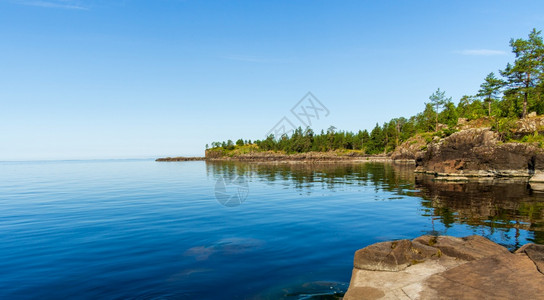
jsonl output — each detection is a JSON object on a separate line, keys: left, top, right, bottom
{"left": 1, "top": 0, "right": 543, "bottom": 160}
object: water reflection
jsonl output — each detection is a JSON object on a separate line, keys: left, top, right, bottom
{"left": 206, "top": 161, "right": 544, "bottom": 248}
{"left": 206, "top": 161, "right": 415, "bottom": 192}
{"left": 412, "top": 177, "right": 544, "bottom": 247}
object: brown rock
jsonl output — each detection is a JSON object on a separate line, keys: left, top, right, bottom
{"left": 343, "top": 286, "right": 385, "bottom": 300}
{"left": 516, "top": 243, "right": 544, "bottom": 274}
{"left": 347, "top": 235, "right": 544, "bottom": 299}
{"left": 413, "top": 235, "right": 510, "bottom": 261}
{"left": 420, "top": 253, "right": 544, "bottom": 299}
{"left": 354, "top": 239, "right": 441, "bottom": 272}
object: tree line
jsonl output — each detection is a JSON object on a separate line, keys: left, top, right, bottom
{"left": 209, "top": 28, "right": 544, "bottom": 155}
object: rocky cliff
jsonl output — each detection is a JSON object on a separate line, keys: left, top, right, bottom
{"left": 411, "top": 128, "right": 544, "bottom": 178}
{"left": 390, "top": 134, "right": 428, "bottom": 161}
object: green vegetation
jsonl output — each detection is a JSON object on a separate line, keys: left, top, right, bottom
{"left": 209, "top": 29, "right": 544, "bottom": 155}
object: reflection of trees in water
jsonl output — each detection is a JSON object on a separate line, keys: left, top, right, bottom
{"left": 206, "top": 161, "right": 415, "bottom": 192}
{"left": 412, "top": 177, "right": 544, "bottom": 246}
{"left": 205, "top": 161, "right": 544, "bottom": 246}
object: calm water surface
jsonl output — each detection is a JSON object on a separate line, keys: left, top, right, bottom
{"left": 1, "top": 160, "right": 543, "bottom": 299}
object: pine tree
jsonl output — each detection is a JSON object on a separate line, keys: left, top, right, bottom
{"left": 428, "top": 88, "right": 451, "bottom": 131}
{"left": 477, "top": 72, "right": 504, "bottom": 116}
{"left": 500, "top": 29, "right": 544, "bottom": 118}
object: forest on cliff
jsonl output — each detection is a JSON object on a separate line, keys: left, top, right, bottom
{"left": 209, "top": 29, "right": 544, "bottom": 156}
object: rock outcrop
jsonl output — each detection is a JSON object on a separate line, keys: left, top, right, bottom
{"left": 390, "top": 135, "right": 427, "bottom": 161}
{"left": 516, "top": 114, "right": 544, "bottom": 133}
{"left": 414, "top": 128, "right": 544, "bottom": 178}
{"left": 344, "top": 235, "right": 544, "bottom": 300}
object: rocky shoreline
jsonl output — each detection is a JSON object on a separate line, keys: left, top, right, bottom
{"left": 344, "top": 235, "right": 544, "bottom": 299}
{"left": 205, "top": 150, "right": 390, "bottom": 162}
{"left": 160, "top": 152, "right": 393, "bottom": 163}
{"left": 161, "top": 120, "right": 544, "bottom": 181}
{"left": 155, "top": 157, "right": 205, "bottom": 161}
{"left": 390, "top": 125, "right": 544, "bottom": 182}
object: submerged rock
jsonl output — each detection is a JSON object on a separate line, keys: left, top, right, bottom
{"left": 252, "top": 281, "right": 347, "bottom": 299}
{"left": 183, "top": 237, "right": 265, "bottom": 261}
{"left": 345, "top": 235, "right": 544, "bottom": 299}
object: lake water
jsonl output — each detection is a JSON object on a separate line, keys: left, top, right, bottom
{"left": 1, "top": 160, "right": 543, "bottom": 299}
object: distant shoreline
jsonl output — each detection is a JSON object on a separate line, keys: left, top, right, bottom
{"left": 155, "top": 157, "right": 206, "bottom": 162}
{"left": 156, "top": 153, "right": 405, "bottom": 163}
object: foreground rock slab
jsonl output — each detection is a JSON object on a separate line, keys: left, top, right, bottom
{"left": 344, "top": 235, "right": 544, "bottom": 299}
